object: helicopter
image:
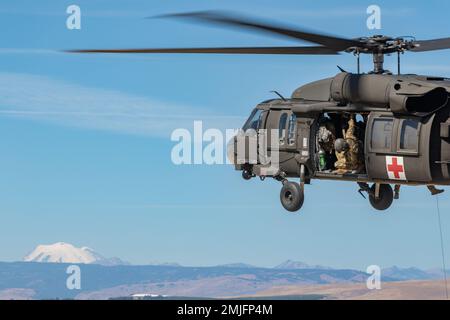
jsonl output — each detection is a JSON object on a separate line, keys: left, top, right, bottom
{"left": 69, "top": 11, "right": 450, "bottom": 212}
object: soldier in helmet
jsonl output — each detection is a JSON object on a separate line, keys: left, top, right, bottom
{"left": 334, "top": 114, "right": 364, "bottom": 173}
{"left": 334, "top": 138, "right": 350, "bottom": 173}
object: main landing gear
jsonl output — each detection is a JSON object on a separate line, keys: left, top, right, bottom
{"left": 358, "top": 182, "right": 394, "bottom": 211}
{"left": 279, "top": 164, "right": 306, "bottom": 213}
{"left": 280, "top": 180, "right": 305, "bottom": 212}
{"left": 240, "top": 165, "right": 306, "bottom": 212}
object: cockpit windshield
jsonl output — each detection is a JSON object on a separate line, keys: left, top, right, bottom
{"left": 242, "top": 108, "right": 263, "bottom": 131}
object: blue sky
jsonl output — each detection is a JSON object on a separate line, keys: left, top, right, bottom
{"left": 0, "top": 0, "right": 449, "bottom": 270}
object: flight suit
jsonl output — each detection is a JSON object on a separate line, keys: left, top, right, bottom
{"left": 335, "top": 117, "right": 363, "bottom": 173}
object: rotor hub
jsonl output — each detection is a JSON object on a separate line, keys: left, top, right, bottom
{"left": 347, "top": 35, "right": 418, "bottom": 55}
{"left": 344, "top": 35, "right": 419, "bottom": 74}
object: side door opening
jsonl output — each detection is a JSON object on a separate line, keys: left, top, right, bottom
{"left": 315, "top": 112, "right": 367, "bottom": 175}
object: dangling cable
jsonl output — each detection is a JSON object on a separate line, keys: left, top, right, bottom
{"left": 436, "top": 195, "right": 449, "bottom": 300}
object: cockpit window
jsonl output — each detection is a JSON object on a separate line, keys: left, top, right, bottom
{"left": 288, "top": 114, "right": 297, "bottom": 145}
{"left": 279, "top": 113, "right": 288, "bottom": 144}
{"left": 243, "top": 109, "right": 263, "bottom": 131}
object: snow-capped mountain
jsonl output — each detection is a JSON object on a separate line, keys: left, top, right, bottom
{"left": 23, "top": 242, "right": 127, "bottom": 266}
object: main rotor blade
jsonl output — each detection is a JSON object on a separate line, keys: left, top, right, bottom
{"left": 67, "top": 46, "right": 338, "bottom": 55}
{"left": 411, "top": 37, "right": 450, "bottom": 52}
{"left": 157, "top": 11, "right": 362, "bottom": 51}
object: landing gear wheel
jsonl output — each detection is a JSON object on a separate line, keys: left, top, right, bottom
{"left": 369, "top": 184, "right": 394, "bottom": 211}
{"left": 242, "top": 170, "right": 253, "bottom": 180}
{"left": 280, "top": 181, "right": 304, "bottom": 212}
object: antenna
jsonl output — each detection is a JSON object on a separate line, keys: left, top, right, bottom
{"left": 271, "top": 90, "right": 286, "bottom": 101}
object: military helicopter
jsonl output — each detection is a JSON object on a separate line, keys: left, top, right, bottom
{"left": 69, "top": 11, "right": 450, "bottom": 212}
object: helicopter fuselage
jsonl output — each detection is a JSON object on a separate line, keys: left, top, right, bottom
{"left": 230, "top": 72, "right": 450, "bottom": 211}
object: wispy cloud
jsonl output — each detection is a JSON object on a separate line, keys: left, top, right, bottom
{"left": 0, "top": 8, "right": 153, "bottom": 18}
{"left": 0, "top": 48, "right": 60, "bottom": 55}
{"left": 0, "top": 72, "right": 244, "bottom": 136}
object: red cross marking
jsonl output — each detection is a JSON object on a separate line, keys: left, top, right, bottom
{"left": 387, "top": 157, "right": 404, "bottom": 179}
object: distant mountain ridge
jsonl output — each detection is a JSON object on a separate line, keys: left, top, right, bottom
{"left": 381, "top": 266, "right": 436, "bottom": 281}
{"left": 0, "top": 261, "right": 370, "bottom": 300}
{"left": 216, "top": 263, "right": 258, "bottom": 268}
{"left": 274, "top": 260, "right": 332, "bottom": 270}
{"left": 1, "top": 261, "right": 446, "bottom": 300}
{"left": 11, "top": 243, "right": 448, "bottom": 300}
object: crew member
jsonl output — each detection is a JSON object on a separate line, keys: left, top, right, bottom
{"left": 334, "top": 115, "right": 364, "bottom": 173}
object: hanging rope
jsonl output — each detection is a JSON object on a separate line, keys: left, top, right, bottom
{"left": 435, "top": 195, "right": 449, "bottom": 300}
